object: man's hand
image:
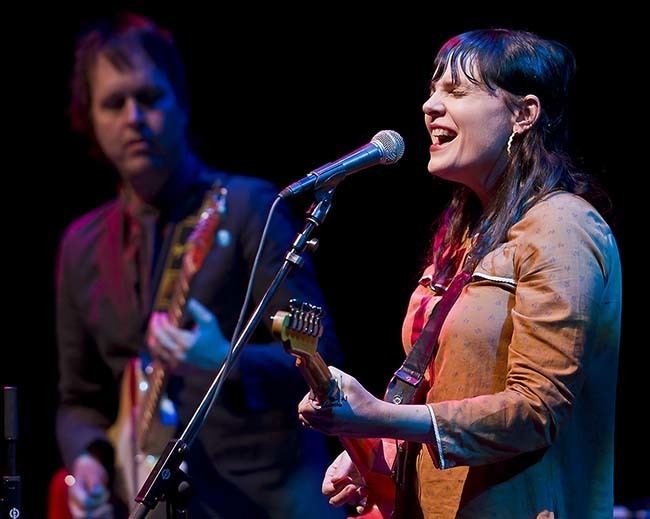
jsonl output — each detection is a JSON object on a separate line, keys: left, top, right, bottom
{"left": 147, "top": 298, "right": 229, "bottom": 371}
{"left": 67, "top": 453, "right": 113, "bottom": 518}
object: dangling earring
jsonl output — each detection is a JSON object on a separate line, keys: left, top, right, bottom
{"left": 507, "top": 130, "right": 517, "bottom": 158}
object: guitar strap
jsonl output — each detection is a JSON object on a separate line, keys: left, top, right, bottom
{"left": 384, "top": 270, "right": 472, "bottom": 406}
{"left": 150, "top": 178, "right": 225, "bottom": 314}
{"left": 139, "top": 178, "right": 226, "bottom": 427}
{"left": 384, "top": 269, "right": 472, "bottom": 519}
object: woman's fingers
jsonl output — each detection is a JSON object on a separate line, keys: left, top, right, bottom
{"left": 327, "top": 482, "right": 367, "bottom": 507}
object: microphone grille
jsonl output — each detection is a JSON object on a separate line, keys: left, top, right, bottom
{"left": 372, "top": 130, "right": 405, "bottom": 164}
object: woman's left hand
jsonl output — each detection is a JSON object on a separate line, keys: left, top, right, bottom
{"left": 297, "top": 366, "right": 390, "bottom": 438}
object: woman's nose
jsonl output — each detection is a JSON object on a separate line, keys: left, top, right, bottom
{"left": 422, "top": 94, "right": 445, "bottom": 118}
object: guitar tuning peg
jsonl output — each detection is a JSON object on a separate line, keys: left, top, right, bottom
{"left": 296, "top": 308, "right": 304, "bottom": 331}
{"left": 291, "top": 318, "right": 298, "bottom": 331}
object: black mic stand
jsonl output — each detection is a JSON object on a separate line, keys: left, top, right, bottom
{"left": 1, "top": 386, "right": 21, "bottom": 519}
{"left": 129, "top": 189, "right": 335, "bottom": 518}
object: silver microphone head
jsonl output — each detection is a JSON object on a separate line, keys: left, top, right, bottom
{"left": 371, "top": 130, "right": 405, "bottom": 164}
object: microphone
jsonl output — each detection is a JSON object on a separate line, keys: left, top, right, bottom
{"left": 278, "top": 130, "right": 405, "bottom": 198}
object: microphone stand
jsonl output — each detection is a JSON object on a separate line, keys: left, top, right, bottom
{"left": 129, "top": 188, "right": 335, "bottom": 518}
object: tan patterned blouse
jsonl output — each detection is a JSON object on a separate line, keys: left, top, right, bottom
{"left": 401, "top": 193, "right": 622, "bottom": 518}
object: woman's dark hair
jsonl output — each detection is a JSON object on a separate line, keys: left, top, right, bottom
{"left": 69, "top": 12, "right": 189, "bottom": 139}
{"left": 429, "top": 28, "right": 602, "bottom": 281}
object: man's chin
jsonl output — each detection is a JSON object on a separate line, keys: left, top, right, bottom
{"left": 120, "top": 157, "right": 158, "bottom": 180}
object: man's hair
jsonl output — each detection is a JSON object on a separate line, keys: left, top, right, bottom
{"left": 69, "top": 12, "right": 189, "bottom": 139}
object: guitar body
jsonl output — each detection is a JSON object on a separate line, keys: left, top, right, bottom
{"left": 340, "top": 437, "right": 396, "bottom": 518}
{"left": 356, "top": 507, "right": 387, "bottom": 519}
{"left": 47, "top": 359, "right": 174, "bottom": 519}
{"left": 107, "top": 358, "right": 176, "bottom": 507}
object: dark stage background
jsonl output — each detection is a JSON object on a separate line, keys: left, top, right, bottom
{"left": 3, "top": 5, "right": 643, "bottom": 517}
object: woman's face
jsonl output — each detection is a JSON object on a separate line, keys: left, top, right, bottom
{"left": 422, "top": 64, "right": 514, "bottom": 203}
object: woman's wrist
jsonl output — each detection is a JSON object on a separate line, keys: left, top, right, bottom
{"left": 382, "top": 402, "right": 434, "bottom": 442}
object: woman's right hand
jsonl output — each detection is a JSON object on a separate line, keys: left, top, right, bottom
{"left": 322, "top": 450, "right": 369, "bottom": 513}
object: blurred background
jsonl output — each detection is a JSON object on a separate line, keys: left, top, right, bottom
{"left": 2, "top": 3, "right": 644, "bottom": 516}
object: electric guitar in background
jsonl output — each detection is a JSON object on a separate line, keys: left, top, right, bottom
{"left": 271, "top": 300, "right": 396, "bottom": 519}
{"left": 47, "top": 186, "right": 227, "bottom": 519}
{"left": 109, "top": 185, "right": 228, "bottom": 507}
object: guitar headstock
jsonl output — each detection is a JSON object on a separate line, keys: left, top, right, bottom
{"left": 273, "top": 299, "right": 342, "bottom": 407}
{"left": 271, "top": 299, "right": 324, "bottom": 359}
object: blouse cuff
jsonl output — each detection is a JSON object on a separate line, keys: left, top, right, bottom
{"left": 426, "top": 403, "right": 447, "bottom": 469}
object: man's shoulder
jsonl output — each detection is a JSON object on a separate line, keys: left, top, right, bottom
{"left": 60, "top": 200, "right": 119, "bottom": 249}
{"left": 207, "top": 171, "right": 279, "bottom": 207}
{"left": 220, "top": 173, "right": 278, "bottom": 196}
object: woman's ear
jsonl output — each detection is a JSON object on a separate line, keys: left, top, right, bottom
{"left": 513, "top": 94, "right": 541, "bottom": 133}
